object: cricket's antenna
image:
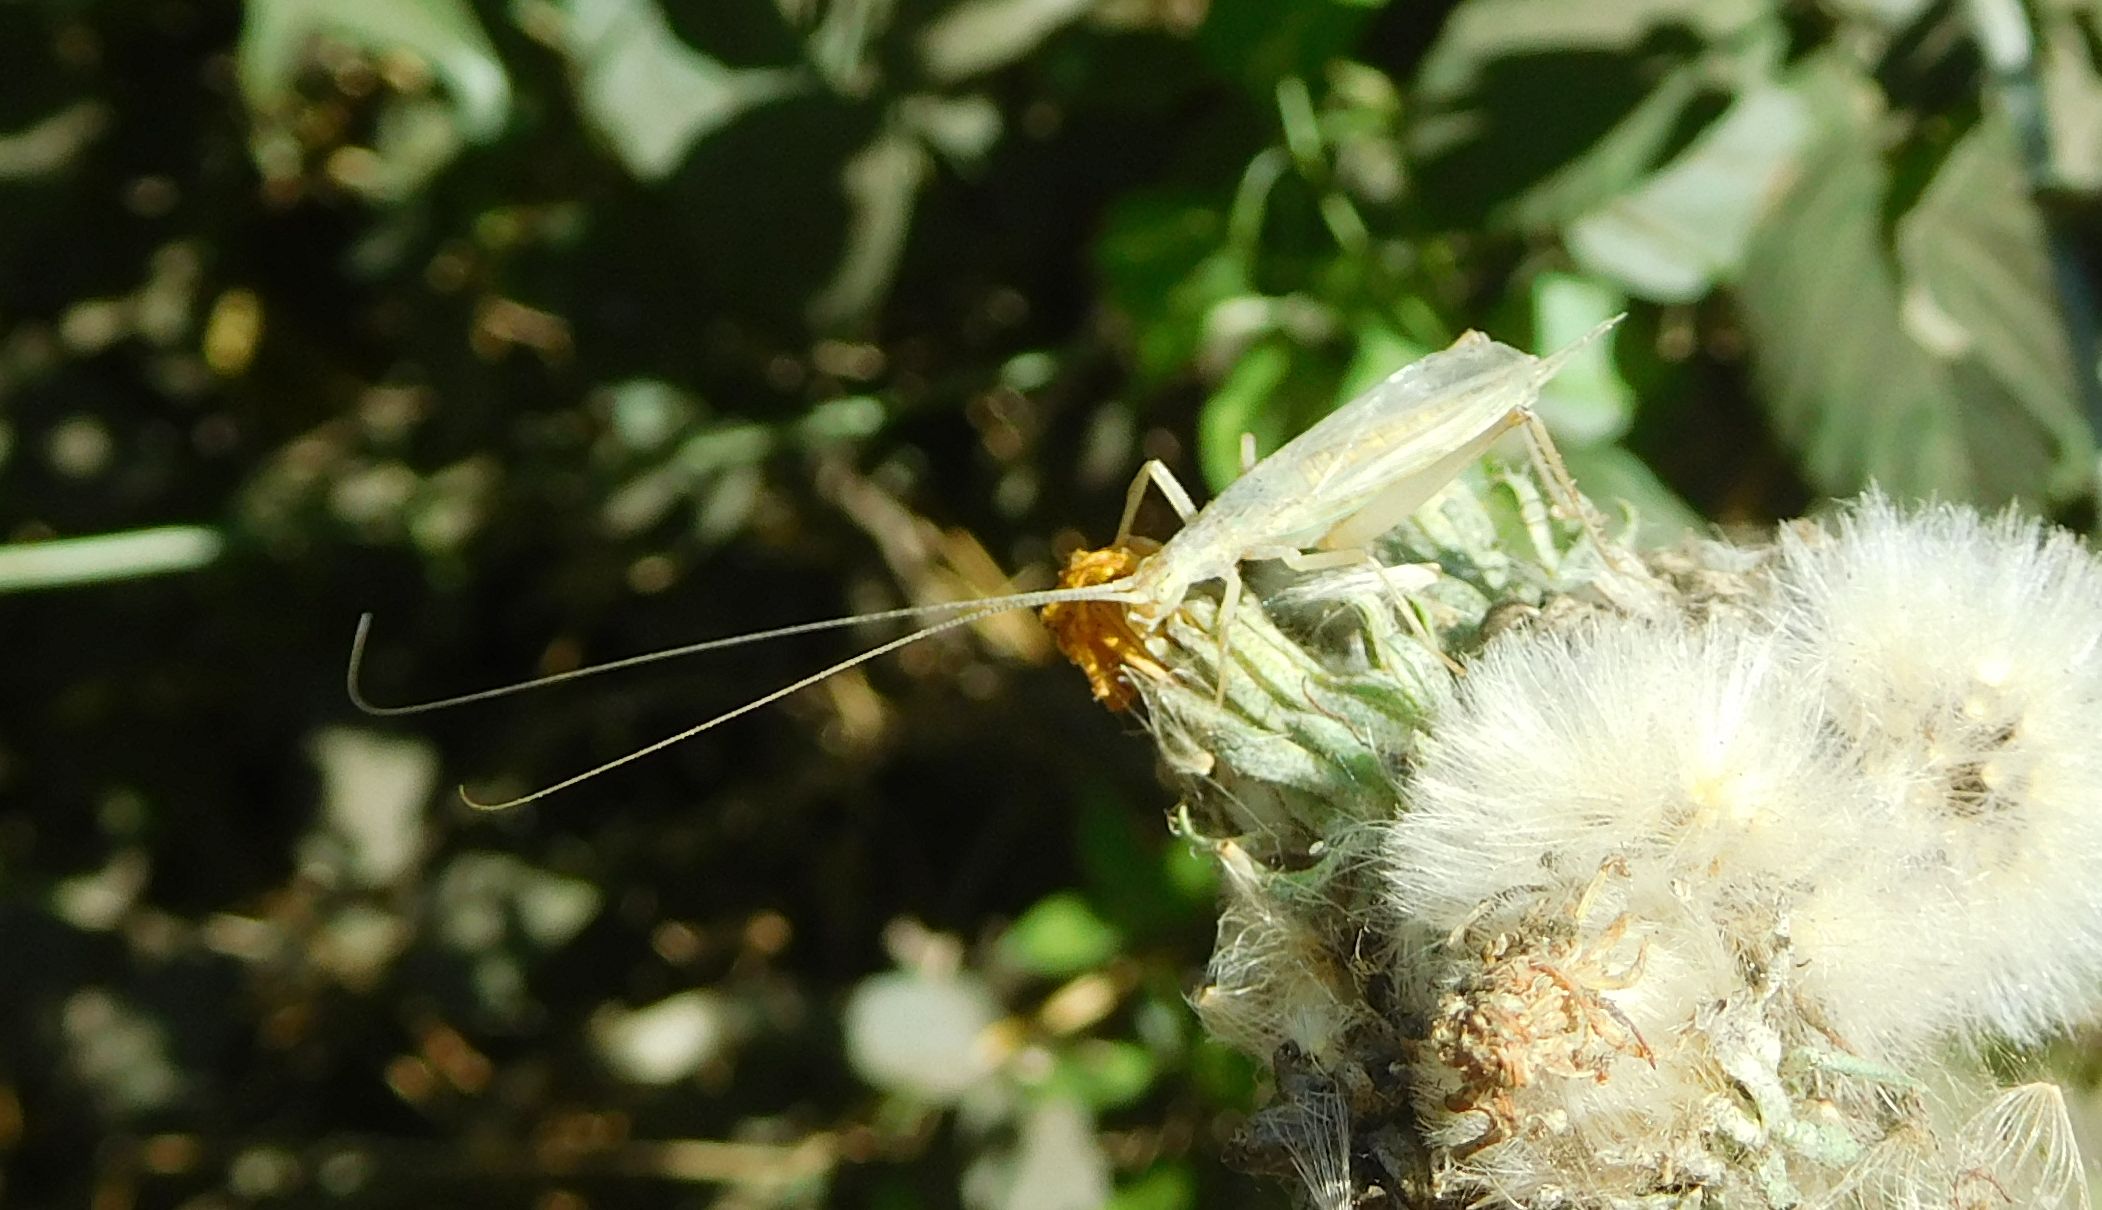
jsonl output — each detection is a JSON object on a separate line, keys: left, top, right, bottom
{"left": 347, "top": 581, "right": 1139, "bottom": 718}
{"left": 460, "top": 602, "right": 1014, "bottom": 810}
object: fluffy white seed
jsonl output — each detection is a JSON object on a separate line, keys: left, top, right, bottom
{"left": 1775, "top": 494, "right": 2102, "bottom": 1039}
{"left": 1386, "top": 616, "right": 1880, "bottom": 933}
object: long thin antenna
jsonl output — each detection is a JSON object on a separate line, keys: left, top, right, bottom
{"left": 460, "top": 603, "right": 1020, "bottom": 810}
{"left": 348, "top": 581, "right": 1137, "bottom": 717}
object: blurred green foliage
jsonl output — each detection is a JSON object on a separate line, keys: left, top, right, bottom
{"left": 3, "top": 0, "right": 2101, "bottom": 1206}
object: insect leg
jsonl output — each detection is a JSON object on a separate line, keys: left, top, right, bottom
{"left": 1115, "top": 459, "right": 1200, "bottom": 546}
{"left": 1212, "top": 564, "right": 1242, "bottom": 705}
{"left": 1519, "top": 412, "right": 1641, "bottom": 576}
{"left": 1274, "top": 547, "right": 1461, "bottom": 674}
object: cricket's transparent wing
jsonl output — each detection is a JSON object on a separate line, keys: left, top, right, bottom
{"left": 1281, "top": 318, "right": 1617, "bottom": 507}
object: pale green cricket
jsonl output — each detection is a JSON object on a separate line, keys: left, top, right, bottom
{"left": 348, "top": 316, "right": 1624, "bottom": 807}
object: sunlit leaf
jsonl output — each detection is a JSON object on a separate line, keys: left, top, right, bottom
{"left": 1562, "top": 444, "right": 1702, "bottom": 542}
{"left": 897, "top": 93, "right": 1003, "bottom": 163}
{"left": 0, "top": 101, "right": 108, "bottom": 181}
{"left": 539, "top": 0, "right": 803, "bottom": 180}
{"left": 1408, "top": 0, "right": 1781, "bottom": 230}
{"left": 0, "top": 525, "right": 224, "bottom": 591}
{"left": 919, "top": 0, "right": 1092, "bottom": 83}
{"left": 1820, "top": 0, "right": 1932, "bottom": 26}
{"left": 239, "top": 0, "right": 510, "bottom": 140}
{"left": 590, "top": 990, "right": 735, "bottom": 1085}
{"left": 306, "top": 729, "right": 436, "bottom": 888}
{"left": 992, "top": 1098, "right": 1113, "bottom": 1210}
{"left": 1001, "top": 891, "right": 1123, "bottom": 977}
{"left": 1567, "top": 82, "right": 1810, "bottom": 302}
{"left": 2038, "top": 7, "right": 2102, "bottom": 191}
{"left": 1738, "top": 63, "right": 2093, "bottom": 503}
{"left": 1531, "top": 273, "right": 1637, "bottom": 445}
{"left": 809, "top": 130, "right": 931, "bottom": 327}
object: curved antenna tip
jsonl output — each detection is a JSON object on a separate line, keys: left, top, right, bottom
{"left": 458, "top": 784, "right": 506, "bottom": 811}
{"left": 347, "top": 612, "right": 382, "bottom": 713}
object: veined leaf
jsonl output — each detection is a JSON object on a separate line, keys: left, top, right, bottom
{"left": 1408, "top": 0, "right": 1782, "bottom": 231}
{"left": 1567, "top": 82, "right": 1810, "bottom": 302}
{"left": 1895, "top": 113, "right": 2094, "bottom": 500}
{"left": 1738, "top": 63, "right": 2093, "bottom": 503}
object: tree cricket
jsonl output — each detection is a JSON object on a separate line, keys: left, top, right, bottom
{"left": 348, "top": 317, "right": 1626, "bottom": 807}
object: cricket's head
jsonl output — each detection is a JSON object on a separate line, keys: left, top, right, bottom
{"left": 1041, "top": 543, "right": 1169, "bottom": 711}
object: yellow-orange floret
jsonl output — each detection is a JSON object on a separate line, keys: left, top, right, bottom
{"left": 1041, "top": 545, "right": 1164, "bottom": 712}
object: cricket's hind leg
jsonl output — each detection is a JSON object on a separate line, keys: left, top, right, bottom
{"left": 1270, "top": 546, "right": 1461, "bottom": 675}
{"left": 1517, "top": 413, "right": 1644, "bottom": 578}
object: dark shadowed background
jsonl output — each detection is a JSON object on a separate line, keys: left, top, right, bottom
{"left": 5, "top": 1, "right": 2102, "bottom": 1207}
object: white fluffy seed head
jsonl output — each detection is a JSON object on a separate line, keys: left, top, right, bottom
{"left": 1827, "top": 1081, "right": 2088, "bottom": 1210}
{"left": 1385, "top": 615, "right": 1878, "bottom": 935}
{"left": 1194, "top": 842, "right": 1357, "bottom": 1064}
{"left": 1403, "top": 864, "right": 1749, "bottom": 1204}
{"left": 1775, "top": 493, "right": 2102, "bottom": 1040}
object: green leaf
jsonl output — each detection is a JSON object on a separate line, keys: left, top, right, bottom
{"left": 1407, "top": 0, "right": 1781, "bottom": 230}
{"left": 1561, "top": 444, "right": 1703, "bottom": 543}
{"left": 1567, "top": 82, "right": 1811, "bottom": 301}
{"left": 539, "top": 0, "right": 803, "bottom": 181}
{"left": 1738, "top": 64, "right": 2094, "bottom": 503}
{"left": 1895, "top": 114, "right": 2095, "bottom": 501}
{"left": 1160, "top": 839, "right": 1218, "bottom": 905}
{"left": 239, "top": 0, "right": 510, "bottom": 140}
{"left": 1196, "top": 0, "right": 1379, "bottom": 91}
{"left": 1107, "top": 1164, "right": 1197, "bottom": 1210}
{"left": 919, "top": 0, "right": 1092, "bottom": 83}
{"left": 1335, "top": 322, "right": 1432, "bottom": 404}
{"left": 1185, "top": 1034, "right": 1260, "bottom": 1107}
{"left": 1075, "top": 790, "right": 1195, "bottom": 934}
{"left": 1043, "top": 1039, "right": 1158, "bottom": 1109}
{"left": 1001, "top": 892, "right": 1123, "bottom": 978}
{"left": 1530, "top": 273, "right": 1637, "bottom": 445}
{"left": 1197, "top": 339, "right": 1294, "bottom": 491}
{"left": 1095, "top": 192, "right": 1245, "bottom": 385}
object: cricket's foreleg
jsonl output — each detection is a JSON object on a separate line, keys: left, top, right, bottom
{"left": 1116, "top": 459, "right": 1201, "bottom": 547}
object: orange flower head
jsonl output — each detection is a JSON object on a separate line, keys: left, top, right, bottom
{"left": 1041, "top": 544, "right": 1163, "bottom": 712}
